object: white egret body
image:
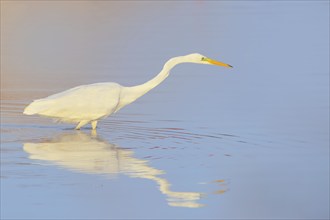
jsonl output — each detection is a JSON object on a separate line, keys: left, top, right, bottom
{"left": 24, "top": 53, "right": 232, "bottom": 129}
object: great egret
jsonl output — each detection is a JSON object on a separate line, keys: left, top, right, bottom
{"left": 23, "top": 53, "right": 232, "bottom": 130}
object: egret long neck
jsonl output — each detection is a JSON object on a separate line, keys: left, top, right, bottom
{"left": 122, "top": 57, "right": 183, "bottom": 103}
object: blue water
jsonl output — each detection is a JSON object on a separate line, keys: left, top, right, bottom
{"left": 1, "top": 1, "right": 329, "bottom": 219}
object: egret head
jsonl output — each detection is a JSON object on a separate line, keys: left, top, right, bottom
{"left": 185, "top": 53, "right": 233, "bottom": 68}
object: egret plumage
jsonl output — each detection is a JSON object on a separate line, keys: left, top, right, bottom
{"left": 23, "top": 53, "right": 232, "bottom": 130}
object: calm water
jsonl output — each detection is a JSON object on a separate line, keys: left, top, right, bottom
{"left": 1, "top": 1, "right": 329, "bottom": 219}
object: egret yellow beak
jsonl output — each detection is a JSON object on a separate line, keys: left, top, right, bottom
{"left": 206, "top": 58, "right": 233, "bottom": 68}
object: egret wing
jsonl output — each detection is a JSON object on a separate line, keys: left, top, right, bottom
{"left": 24, "top": 83, "right": 122, "bottom": 122}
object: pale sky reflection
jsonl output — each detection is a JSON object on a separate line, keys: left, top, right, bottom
{"left": 23, "top": 131, "right": 212, "bottom": 208}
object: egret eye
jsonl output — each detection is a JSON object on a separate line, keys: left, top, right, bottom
{"left": 201, "top": 57, "right": 206, "bottom": 61}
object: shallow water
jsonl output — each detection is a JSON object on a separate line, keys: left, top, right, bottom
{"left": 1, "top": 1, "right": 329, "bottom": 219}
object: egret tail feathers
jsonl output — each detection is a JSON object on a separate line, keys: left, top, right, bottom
{"left": 24, "top": 99, "right": 88, "bottom": 124}
{"left": 23, "top": 99, "right": 54, "bottom": 115}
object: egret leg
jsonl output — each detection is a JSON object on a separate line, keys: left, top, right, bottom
{"left": 91, "top": 121, "right": 98, "bottom": 130}
{"left": 75, "top": 121, "right": 89, "bottom": 130}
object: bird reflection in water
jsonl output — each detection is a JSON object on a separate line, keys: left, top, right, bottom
{"left": 23, "top": 131, "right": 213, "bottom": 208}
